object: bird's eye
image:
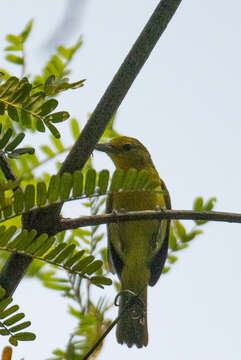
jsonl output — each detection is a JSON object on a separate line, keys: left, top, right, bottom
{"left": 122, "top": 144, "right": 131, "bottom": 151}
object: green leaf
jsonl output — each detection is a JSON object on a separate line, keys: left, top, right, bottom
{"left": 60, "top": 173, "right": 72, "bottom": 201}
{"left": 72, "top": 255, "right": 95, "bottom": 272}
{"left": 45, "top": 111, "right": 69, "bottom": 123}
{"left": 98, "top": 170, "right": 109, "bottom": 195}
{"left": 44, "top": 243, "right": 66, "bottom": 260}
{"left": 0, "top": 298, "right": 13, "bottom": 313}
{"left": 193, "top": 197, "right": 203, "bottom": 211}
{"left": 175, "top": 220, "right": 187, "bottom": 242}
{"left": 54, "top": 244, "right": 76, "bottom": 264}
{"left": 90, "top": 276, "right": 112, "bottom": 286}
{"left": 0, "top": 286, "right": 6, "bottom": 299}
{"left": 204, "top": 197, "right": 217, "bottom": 211}
{"left": 8, "top": 147, "right": 35, "bottom": 158}
{"left": 26, "top": 233, "right": 48, "bottom": 255}
{"left": 6, "top": 54, "right": 24, "bottom": 65}
{"left": 11, "top": 331, "right": 36, "bottom": 341}
{"left": 70, "top": 118, "right": 80, "bottom": 140}
{"left": 110, "top": 169, "right": 125, "bottom": 192}
{"left": 36, "top": 118, "right": 45, "bottom": 133}
{"left": 9, "top": 321, "right": 31, "bottom": 333}
{"left": 24, "top": 184, "right": 35, "bottom": 211}
{"left": 38, "top": 99, "right": 58, "bottom": 116}
{"left": 169, "top": 227, "right": 177, "bottom": 251}
{"left": 0, "top": 128, "right": 13, "bottom": 149}
{"left": 3, "top": 312, "right": 25, "bottom": 326}
{"left": 0, "top": 226, "right": 17, "bottom": 246}
{"left": 20, "top": 19, "right": 33, "bottom": 42}
{"left": 85, "top": 260, "right": 103, "bottom": 275}
{"left": 36, "top": 182, "right": 47, "bottom": 207}
{"left": 73, "top": 170, "right": 83, "bottom": 198}
{"left": 0, "top": 305, "right": 19, "bottom": 319}
{"left": 64, "top": 250, "right": 85, "bottom": 267}
{"left": 168, "top": 255, "right": 178, "bottom": 264}
{"left": 6, "top": 34, "right": 22, "bottom": 45}
{"left": 34, "top": 237, "right": 55, "bottom": 257}
{"left": 44, "top": 121, "right": 60, "bottom": 138}
{"left": 84, "top": 169, "right": 96, "bottom": 196}
{"left": 5, "top": 133, "right": 25, "bottom": 151}
{"left": 47, "top": 175, "right": 60, "bottom": 203}
{"left": 0, "top": 77, "right": 19, "bottom": 97}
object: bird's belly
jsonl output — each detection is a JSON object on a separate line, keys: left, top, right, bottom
{"left": 111, "top": 191, "right": 166, "bottom": 262}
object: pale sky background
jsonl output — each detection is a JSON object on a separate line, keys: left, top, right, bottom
{"left": 0, "top": 0, "right": 241, "bottom": 359}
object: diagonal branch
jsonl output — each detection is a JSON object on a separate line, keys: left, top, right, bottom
{"left": 59, "top": 210, "right": 241, "bottom": 231}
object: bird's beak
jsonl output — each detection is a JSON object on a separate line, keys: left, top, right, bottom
{"left": 95, "top": 143, "right": 116, "bottom": 154}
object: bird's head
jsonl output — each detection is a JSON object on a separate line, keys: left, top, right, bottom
{"left": 95, "top": 136, "right": 155, "bottom": 170}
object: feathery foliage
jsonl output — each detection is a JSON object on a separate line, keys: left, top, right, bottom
{"left": 0, "top": 286, "right": 35, "bottom": 346}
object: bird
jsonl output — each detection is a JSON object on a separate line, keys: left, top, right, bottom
{"left": 95, "top": 136, "right": 171, "bottom": 348}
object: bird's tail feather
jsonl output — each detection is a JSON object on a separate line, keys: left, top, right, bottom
{"left": 116, "top": 286, "right": 148, "bottom": 348}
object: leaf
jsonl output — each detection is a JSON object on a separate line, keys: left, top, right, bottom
{"left": 45, "top": 111, "right": 69, "bottom": 123}
{"left": 24, "top": 184, "right": 35, "bottom": 211}
{"left": 6, "top": 54, "right": 24, "bottom": 65}
{"left": 8, "top": 147, "right": 35, "bottom": 158}
{"left": 90, "top": 276, "right": 112, "bottom": 286}
{"left": 193, "top": 197, "right": 203, "bottom": 211}
{"left": 36, "top": 182, "right": 47, "bottom": 207}
{"left": 47, "top": 175, "right": 60, "bottom": 203}
{"left": 13, "top": 189, "right": 24, "bottom": 214}
{"left": 72, "top": 255, "right": 95, "bottom": 272}
{"left": 85, "top": 260, "right": 103, "bottom": 275}
{"left": 60, "top": 173, "right": 72, "bottom": 201}
{"left": 64, "top": 250, "right": 85, "bottom": 267}
{"left": 5, "top": 133, "right": 25, "bottom": 151}
{"left": 0, "top": 128, "right": 13, "bottom": 149}
{"left": 70, "top": 118, "right": 80, "bottom": 140}
{"left": 6, "top": 34, "right": 22, "bottom": 46}
{"left": 10, "top": 331, "right": 36, "bottom": 341}
{"left": 9, "top": 321, "right": 31, "bottom": 333}
{"left": 20, "top": 19, "right": 33, "bottom": 42}
{"left": 73, "top": 170, "right": 83, "bottom": 198}
{"left": 174, "top": 220, "right": 187, "bottom": 242}
{"left": 84, "top": 169, "right": 96, "bottom": 196}
{"left": 0, "top": 77, "right": 19, "bottom": 98}
{"left": 98, "top": 170, "right": 109, "bottom": 195}
{"left": 38, "top": 99, "right": 58, "bottom": 116}
{"left": 44, "top": 121, "right": 60, "bottom": 138}
{"left": 3, "top": 312, "right": 25, "bottom": 326}
{"left": 110, "top": 169, "right": 125, "bottom": 192}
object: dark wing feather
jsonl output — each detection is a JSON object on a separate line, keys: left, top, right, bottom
{"left": 149, "top": 220, "right": 170, "bottom": 286}
{"left": 106, "top": 193, "right": 123, "bottom": 277}
{"left": 149, "top": 179, "right": 171, "bottom": 286}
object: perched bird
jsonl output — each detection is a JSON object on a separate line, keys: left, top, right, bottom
{"left": 95, "top": 136, "right": 171, "bottom": 348}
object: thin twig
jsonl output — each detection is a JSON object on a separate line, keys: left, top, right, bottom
{"left": 59, "top": 209, "right": 241, "bottom": 232}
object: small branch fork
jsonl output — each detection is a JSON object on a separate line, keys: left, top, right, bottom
{"left": 59, "top": 209, "right": 241, "bottom": 232}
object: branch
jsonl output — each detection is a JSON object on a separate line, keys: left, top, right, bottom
{"left": 59, "top": 210, "right": 241, "bottom": 231}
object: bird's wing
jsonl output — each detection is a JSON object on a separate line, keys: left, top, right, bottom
{"left": 149, "top": 220, "right": 170, "bottom": 286}
{"left": 106, "top": 193, "right": 123, "bottom": 277}
{"left": 149, "top": 179, "right": 171, "bottom": 286}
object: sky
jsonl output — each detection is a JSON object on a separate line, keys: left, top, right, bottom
{"left": 0, "top": 0, "right": 241, "bottom": 359}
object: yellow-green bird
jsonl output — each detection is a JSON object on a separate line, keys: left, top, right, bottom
{"left": 95, "top": 136, "right": 171, "bottom": 348}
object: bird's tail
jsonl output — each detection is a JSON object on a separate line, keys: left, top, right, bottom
{"left": 116, "top": 284, "right": 148, "bottom": 348}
